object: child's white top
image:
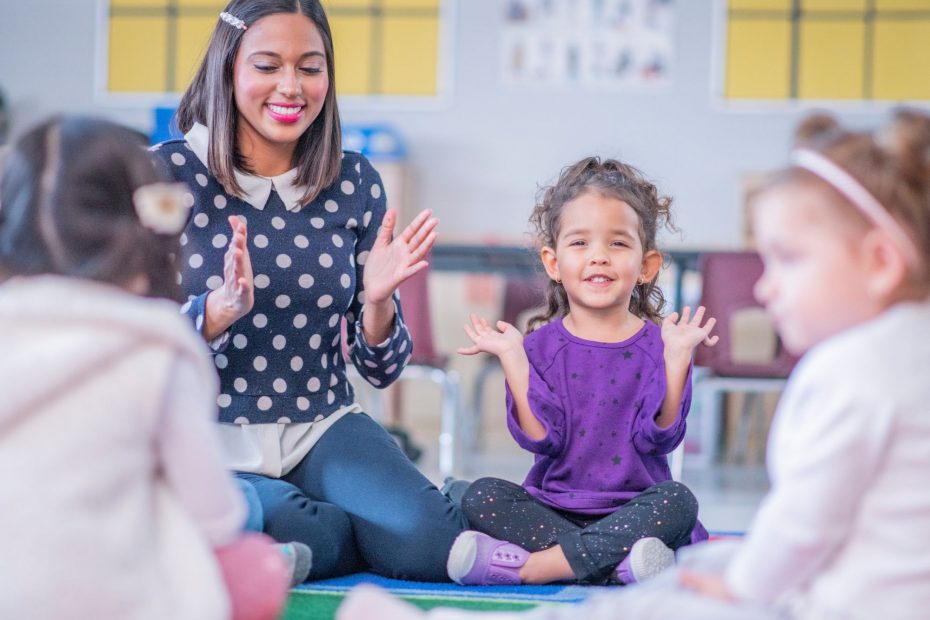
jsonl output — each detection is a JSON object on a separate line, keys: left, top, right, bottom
{"left": 0, "top": 275, "right": 244, "bottom": 620}
{"left": 726, "top": 301, "right": 930, "bottom": 620}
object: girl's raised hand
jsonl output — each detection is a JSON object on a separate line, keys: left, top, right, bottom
{"left": 457, "top": 314, "right": 523, "bottom": 359}
{"left": 362, "top": 208, "right": 438, "bottom": 305}
{"left": 661, "top": 305, "right": 718, "bottom": 357}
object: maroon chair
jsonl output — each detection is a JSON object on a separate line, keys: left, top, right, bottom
{"left": 691, "top": 251, "right": 799, "bottom": 466}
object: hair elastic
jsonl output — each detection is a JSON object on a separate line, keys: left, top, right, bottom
{"left": 219, "top": 11, "right": 247, "bottom": 31}
{"left": 791, "top": 148, "right": 919, "bottom": 267}
{"left": 133, "top": 183, "right": 190, "bottom": 235}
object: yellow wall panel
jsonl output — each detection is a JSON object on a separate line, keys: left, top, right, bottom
{"left": 175, "top": 16, "right": 217, "bottom": 91}
{"left": 106, "top": 0, "right": 444, "bottom": 97}
{"left": 383, "top": 0, "right": 440, "bottom": 8}
{"left": 111, "top": 0, "right": 168, "bottom": 7}
{"left": 330, "top": 16, "right": 373, "bottom": 96}
{"left": 725, "top": 20, "right": 791, "bottom": 99}
{"left": 729, "top": 0, "right": 791, "bottom": 11}
{"left": 801, "top": 0, "right": 867, "bottom": 10}
{"left": 176, "top": 0, "right": 225, "bottom": 7}
{"left": 380, "top": 17, "right": 438, "bottom": 95}
{"left": 874, "top": 0, "right": 930, "bottom": 10}
{"left": 798, "top": 21, "right": 863, "bottom": 98}
{"left": 325, "top": 0, "right": 372, "bottom": 9}
{"left": 109, "top": 17, "right": 168, "bottom": 92}
{"left": 872, "top": 21, "right": 930, "bottom": 99}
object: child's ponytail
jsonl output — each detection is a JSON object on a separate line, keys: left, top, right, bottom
{"left": 880, "top": 109, "right": 930, "bottom": 190}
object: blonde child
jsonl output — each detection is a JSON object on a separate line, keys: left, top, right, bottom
{"left": 443, "top": 157, "right": 716, "bottom": 587}
{"left": 337, "top": 110, "right": 930, "bottom": 620}
{"left": 0, "top": 116, "right": 289, "bottom": 620}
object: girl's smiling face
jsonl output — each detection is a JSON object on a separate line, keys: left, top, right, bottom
{"left": 542, "top": 191, "right": 659, "bottom": 319}
{"left": 232, "top": 12, "right": 329, "bottom": 170}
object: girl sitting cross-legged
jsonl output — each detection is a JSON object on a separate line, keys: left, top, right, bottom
{"left": 445, "top": 156, "right": 717, "bottom": 587}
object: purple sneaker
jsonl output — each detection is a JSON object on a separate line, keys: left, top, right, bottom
{"left": 446, "top": 531, "right": 530, "bottom": 585}
{"left": 614, "top": 537, "right": 675, "bottom": 585}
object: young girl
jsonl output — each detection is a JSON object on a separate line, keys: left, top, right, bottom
{"left": 0, "top": 116, "right": 289, "bottom": 619}
{"left": 445, "top": 157, "right": 716, "bottom": 587}
{"left": 153, "top": 0, "right": 466, "bottom": 582}
{"left": 337, "top": 110, "right": 930, "bottom": 620}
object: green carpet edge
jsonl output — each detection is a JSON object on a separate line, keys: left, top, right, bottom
{"left": 287, "top": 588, "right": 569, "bottom": 605}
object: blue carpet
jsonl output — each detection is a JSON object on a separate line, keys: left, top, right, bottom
{"left": 295, "top": 572, "right": 609, "bottom": 603}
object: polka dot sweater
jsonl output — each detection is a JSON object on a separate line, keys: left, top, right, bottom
{"left": 153, "top": 140, "right": 411, "bottom": 425}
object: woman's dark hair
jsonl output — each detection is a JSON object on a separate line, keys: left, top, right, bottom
{"left": 527, "top": 156, "right": 675, "bottom": 332}
{"left": 175, "top": 0, "right": 341, "bottom": 205}
{"left": 0, "top": 115, "right": 182, "bottom": 300}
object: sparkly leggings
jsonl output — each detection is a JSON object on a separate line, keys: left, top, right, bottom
{"left": 461, "top": 478, "right": 699, "bottom": 585}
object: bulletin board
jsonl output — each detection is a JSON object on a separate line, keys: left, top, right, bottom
{"left": 501, "top": 0, "right": 676, "bottom": 89}
{"left": 96, "top": 0, "right": 452, "bottom": 103}
{"left": 720, "top": 0, "right": 930, "bottom": 101}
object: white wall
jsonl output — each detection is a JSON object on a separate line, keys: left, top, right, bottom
{"left": 0, "top": 0, "right": 900, "bottom": 247}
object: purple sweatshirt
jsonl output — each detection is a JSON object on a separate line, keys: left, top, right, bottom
{"left": 506, "top": 318, "right": 692, "bottom": 515}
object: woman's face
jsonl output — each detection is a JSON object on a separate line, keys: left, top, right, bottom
{"left": 232, "top": 12, "right": 329, "bottom": 168}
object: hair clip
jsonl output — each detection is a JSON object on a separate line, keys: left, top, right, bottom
{"left": 133, "top": 183, "right": 191, "bottom": 235}
{"left": 219, "top": 11, "right": 247, "bottom": 31}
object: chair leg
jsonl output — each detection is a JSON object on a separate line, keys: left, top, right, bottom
{"left": 468, "top": 357, "right": 501, "bottom": 452}
{"left": 699, "top": 383, "right": 723, "bottom": 467}
{"left": 437, "top": 369, "right": 461, "bottom": 480}
{"left": 732, "top": 391, "right": 766, "bottom": 464}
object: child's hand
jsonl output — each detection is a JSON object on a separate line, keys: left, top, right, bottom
{"left": 457, "top": 314, "right": 524, "bottom": 360}
{"left": 661, "top": 305, "right": 718, "bottom": 359}
{"left": 679, "top": 569, "right": 736, "bottom": 602}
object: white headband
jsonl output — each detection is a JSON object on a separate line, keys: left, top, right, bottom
{"left": 791, "top": 148, "right": 919, "bottom": 267}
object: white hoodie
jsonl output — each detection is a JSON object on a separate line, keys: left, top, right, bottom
{"left": 0, "top": 275, "right": 245, "bottom": 620}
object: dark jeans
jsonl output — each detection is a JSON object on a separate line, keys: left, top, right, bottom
{"left": 238, "top": 412, "right": 467, "bottom": 581}
{"left": 462, "top": 477, "right": 699, "bottom": 585}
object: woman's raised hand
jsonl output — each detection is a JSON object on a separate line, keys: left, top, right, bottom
{"left": 458, "top": 314, "right": 524, "bottom": 359}
{"left": 204, "top": 215, "right": 255, "bottom": 339}
{"left": 362, "top": 208, "right": 438, "bottom": 305}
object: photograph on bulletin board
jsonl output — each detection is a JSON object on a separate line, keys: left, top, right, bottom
{"left": 501, "top": 0, "right": 676, "bottom": 89}
{"left": 95, "top": 0, "right": 454, "bottom": 105}
{"left": 715, "top": 0, "right": 930, "bottom": 104}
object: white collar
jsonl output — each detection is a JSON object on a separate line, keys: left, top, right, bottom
{"left": 184, "top": 123, "right": 308, "bottom": 212}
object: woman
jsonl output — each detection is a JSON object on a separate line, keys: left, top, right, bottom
{"left": 153, "top": 0, "right": 466, "bottom": 581}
